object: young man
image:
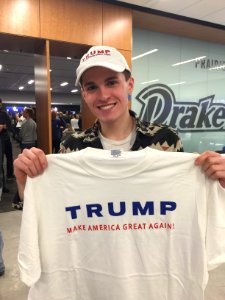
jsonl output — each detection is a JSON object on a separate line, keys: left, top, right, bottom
{"left": 20, "top": 107, "right": 37, "bottom": 151}
{"left": 13, "top": 45, "right": 225, "bottom": 200}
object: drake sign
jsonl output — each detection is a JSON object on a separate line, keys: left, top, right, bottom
{"left": 136, "top": 84, "right": 225, "bottom": 132}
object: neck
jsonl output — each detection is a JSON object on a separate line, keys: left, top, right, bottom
{"left": 100, "top": 113, "right": 134, "bottom": 141}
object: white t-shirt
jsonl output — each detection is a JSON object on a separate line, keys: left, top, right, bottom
{"left": 16, "top": 115, "right": 25, "bottom": 128}
{"left": 99, "top": 128, "right": 136, "bottom": 151}
{"left": 70, "top": 118, "right": 79, "bottom": 130}
{"left": 18, "top": 148, "right": 225, "bottom": 300}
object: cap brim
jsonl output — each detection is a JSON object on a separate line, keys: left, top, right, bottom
{"left": 75, "top": 62, "right": 128, "bottom": 86}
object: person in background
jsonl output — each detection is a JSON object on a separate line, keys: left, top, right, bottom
{"left": 70, "top": 113, "right": 79, "bottom": 131}
{"left": 58, "top": 111, "right": 69, "bottom": 126}
{"left": 61, "top": 123, "right": 75, "bottom": 142}
{"left": 14, "top": 45, "right": 225, "bottom": 201}
{"left": 78, "top": 112, "right": 82, "bottom": 131}
{"left": 51, "top": 110, "right": 65, "bottom": 153}
{"left": 15, "top": 112, "right": 25, "bottom": 143}
{"left": 12, "top": 108, "right": 36, "bottom": 210}
{"left": 0, "top": 99, "right": 14, "bottom": 193}
{"left": 0, "top": 231, "right": 4, "bottom": 277}
{"left": 20, "top": 108, "right": 37, "bottom": 151}
{"left": 0, "top": 139, "right": 5, "bottom": 277}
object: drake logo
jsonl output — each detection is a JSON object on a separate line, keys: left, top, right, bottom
{"left": 136, "top": 84, "right": 225, "bottom": 132}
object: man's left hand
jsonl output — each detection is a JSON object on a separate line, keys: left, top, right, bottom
{"left": 195, "top": 150, "right": 225, "bottom": 188}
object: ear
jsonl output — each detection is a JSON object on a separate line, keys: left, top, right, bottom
{"left": 81, "top": 88, "right": 87, "bottom": 103}
{"left": 127, "top": 76, "right": 134, "bottom": 94}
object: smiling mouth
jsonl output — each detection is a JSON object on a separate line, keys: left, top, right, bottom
{"left": 97, "top": 103, "right": 116, "bottom": 110}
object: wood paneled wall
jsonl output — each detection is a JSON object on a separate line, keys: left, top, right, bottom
{"left": 34, "top": 41, "right": 52, "bottom": 154}
{"left": 40, "top": 0, "right": 102, "bottom": 45}
{"left": 0, "top": 0, "right": 40, "bottom": 37}
{"left": 102, "top": 3, "right": 132, "bottom": 50}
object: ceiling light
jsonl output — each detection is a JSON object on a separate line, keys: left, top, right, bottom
{"left": 140, "top": 79, "right": 159, "bottom": 84}
{"left": 28, "top": 79, "right": 34, "bottom": 84}
{"left": 71, "top": 89, "right": 78, "bottom": 93}
{"left": 15, "top": 1, "right": 28, "bottom": 12}
{"left": 209, "top": 64, "right": 225, "bottom": 71}
{"left": 49, "top": 69, "right": 52, "bottom": 72}
{"left": 168, "top": 81, "right": 186, "bottom": 86}
{"left": 19, "top": 86, "right": 24, "bottom": 90}
{"left": 60, "top": 82, "right": 69, "bottom": 86}
{"left": 132, "top": 49, "right": 158, "bottom": 61}
{"left": 172, "top": 56, "right": 206, "bottom": 67}
{"left": 67, "top": 57, "right": 72, "bottom": 60}
{"left": 0, "top": 65, "right": 2, "bottom": 70}
{"left": 3, "top": 50, "right": 8, "bottom": 52}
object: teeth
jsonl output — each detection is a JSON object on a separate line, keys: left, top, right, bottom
{"left": 99, "top": 104, "right": 115, "bottom": 110}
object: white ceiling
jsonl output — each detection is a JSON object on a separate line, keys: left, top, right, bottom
{"left": 1, "top": 0, "right": 225, "bottom": 105}
{"left": 117, "top": 0, "right": 225, "bottom": 26}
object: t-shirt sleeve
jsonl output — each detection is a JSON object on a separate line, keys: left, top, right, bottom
{"left": 206, "top": 179, "right": 225, "bottom": 271}
{"left": 18, "top": 177, "right": 41, "bottom": 286}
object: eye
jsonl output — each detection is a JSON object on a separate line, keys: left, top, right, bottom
{"left": 107, "top": 79, "right": 118, "bottom": 87}
{"left": 84, "top": 84, "right": 97, "bottom": 92}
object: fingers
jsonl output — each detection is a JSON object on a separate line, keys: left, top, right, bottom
{"left": 195, "top": 151, "right": 225, "bottom": 185}
{"left": 14, "top": 147, "right": 48, "bottom": 185}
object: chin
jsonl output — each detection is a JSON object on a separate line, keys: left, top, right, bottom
{"left": 98, "top": 114, "right": 118, "bottom": 124}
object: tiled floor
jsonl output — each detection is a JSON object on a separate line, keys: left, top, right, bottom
{"left": 0, "top": 211, "right": 225, "bottom": 300}
{"left": 0, "top": 211, "right": 29, "bottom": 300}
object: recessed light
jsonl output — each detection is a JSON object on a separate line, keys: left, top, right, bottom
{"left": 140, "top": 79, "right": 159, "bottom": 84}
{"left": 71, "top": 89, "right": 78, "bottom": 93}
{"left": 168, "top": 81, "right": 186, "bottom": 86}
{"left": 19, "top": 86, "right": 24, "bottom": 90}
{"left": 28, "top": 80, "right": 34, "bottom": 84}
{"left": 60, "top": 82, "right": 69, "bottom": 86}
{"left": 67, "top": 57, "right": 72, "bottom": 60}
{"left": 132, "top": 49, "right": 158, "bottom": 61}
{"left": 172, "top": 56, "right": 206, "bottom": 67}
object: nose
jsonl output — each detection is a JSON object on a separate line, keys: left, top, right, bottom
{"left": 97, "top": 85, "right": 110, "bottom": 100}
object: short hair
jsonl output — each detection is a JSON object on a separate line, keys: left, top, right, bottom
{"left": 24, "top": 107, "right": 34, "bottom": 118}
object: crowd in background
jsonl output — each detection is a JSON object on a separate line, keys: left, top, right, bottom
{"left": 51, "top": 110, "right": 82, "bottom": 153}
{"left": 0, "top": 100, "right": 82, "bottom": 223}
{"left": 0, "top": 97, "right": 82, "bottom": 194}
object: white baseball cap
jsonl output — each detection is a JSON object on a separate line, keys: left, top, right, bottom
{"left": 75, "top": 45, "right": 131, "bottom": 86}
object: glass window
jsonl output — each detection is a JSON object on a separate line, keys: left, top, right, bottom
{"left": 132, "top": 28, "right": 225, "bottom": 153}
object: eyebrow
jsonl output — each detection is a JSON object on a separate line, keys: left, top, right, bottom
{"left": 83, "top": 81, "right": 95, "bottom": 88}
{"left": 83, "top": 76, "right": 119, "bottom": 88}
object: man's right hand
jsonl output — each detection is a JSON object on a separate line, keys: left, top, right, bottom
{"left": 14, "top": 147, "right": 48, "bottom": 200}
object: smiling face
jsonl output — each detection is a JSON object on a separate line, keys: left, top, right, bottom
{"left": 81, "top": 67, "right": 134, "bottom": 126}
